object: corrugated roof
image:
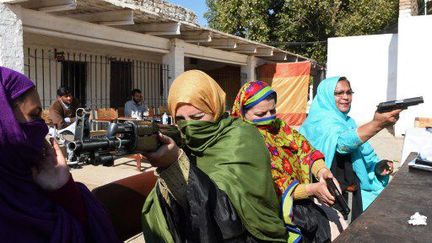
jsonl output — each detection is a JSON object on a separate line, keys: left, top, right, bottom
{"left": 11, "top": 0, "right": 313, "bottom": 62}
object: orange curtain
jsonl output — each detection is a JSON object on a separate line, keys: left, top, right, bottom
{"left": 257, "top": 62, "right": 311, "bottom": 126}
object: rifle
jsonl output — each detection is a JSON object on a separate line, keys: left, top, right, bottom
{"left": 376, "top": 96, "right": 424, "bottom": 113}
{"left": 326, "top": 178, "right": 351, "bottom": 216}
{"left": 66, "top": 108, "right": 181, "bottom": 166}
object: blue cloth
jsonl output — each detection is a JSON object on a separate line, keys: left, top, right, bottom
{"left": 336, "top": 129, "right": 363, "bottom": 154}
{"left": 124, "top": 100, "right": 148, "bottom": 117}
{"left": 299, "top": 76, "right": 388, "bottom": 210}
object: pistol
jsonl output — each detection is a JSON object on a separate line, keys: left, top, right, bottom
{"left": 326, "top": 178, "right": 350, "bottom": 216}
{"left": 376, "top": 96, "right": 424, "bottom": 113}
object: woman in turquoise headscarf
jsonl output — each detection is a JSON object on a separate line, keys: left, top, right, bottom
{"left": 299, "top": 76, "right": 402, "bottom": 216}
{"left": 141, "top": 70, "right": 292, "bottom": 242}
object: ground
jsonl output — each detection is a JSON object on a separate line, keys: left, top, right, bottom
{"left": 368, "top": 128, "right": 404, "bottom": 170}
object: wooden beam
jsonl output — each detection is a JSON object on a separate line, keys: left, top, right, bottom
{"left": 183, "top": 42, "right": 248, "bottom": 66}
{"left": 66, "top": 9, "right": 134, "bottom": 26}
{"left": 20, "top": 7, "right": 170, "bottom": 53}
{"left": 20, "top": 0, "right": 77, "bottom": 12}
{"left": 286, "top": 56, "right": 300, "bottom": 62}
{"left": 0, "top": 0, "right": 28, "bottom": 3}
{"left": 270, "top": 52, "right": 288, "bottom": 61}
{"left": 267, "top": 52, "right": 288, "bottom": 62}
{"left": 121, "top": 22, "right": 181, "bottom": 36}
{"left": 253, "top": 48, "right": 274, "bottom": 57}
{"left": 233, "top": 44, "right": 257, "bottom": 54}
{"left": 203, "top": 39, "right": 238, "bottom": 49}
{"left": 182, "top": 31, "right": 212, "bottom": 43}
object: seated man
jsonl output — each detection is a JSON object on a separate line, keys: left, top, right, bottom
{"left": 124, "top": 89, "right": 148, "bottom": 118}
{"left": 49, "top": 86, "right": 80, "bottom": 129}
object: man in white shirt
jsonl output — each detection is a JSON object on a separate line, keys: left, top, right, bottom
{"left": 124, "top": 89, "right": 148, "bottom": 118}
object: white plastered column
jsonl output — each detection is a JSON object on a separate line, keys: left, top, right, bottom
{"left": 240, "top": 56, "right": 257, "bottom": 85}
{"left": 162, "top": 38, "right": 185, "bottom": 88}
{"left": 0, "top": 4, "right": 24, "bottom": 72}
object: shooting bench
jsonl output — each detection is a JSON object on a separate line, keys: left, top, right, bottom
{"left": 334, "top": 152, "right": 432, "bottom": 242}
{"left": 92, "top": 170, "right": 157, "bottom": 242}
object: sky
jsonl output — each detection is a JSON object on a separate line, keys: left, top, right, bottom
{"left": 168, "top": 0, "right": 209, "bottom": 26}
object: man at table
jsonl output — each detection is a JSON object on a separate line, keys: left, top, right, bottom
{"left": 49, "top": 86, "right": 80, "bottom": 129}
{"left": 124, "top": 89, "right": 148, "bottom": 118}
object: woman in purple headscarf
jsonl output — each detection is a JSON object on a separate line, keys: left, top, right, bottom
{"left": 0, "top": 66, "right": 120, "bottom": 242}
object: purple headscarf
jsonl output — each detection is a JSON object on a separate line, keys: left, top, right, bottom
{"left": 0, "top": 67, "right": 120, "bottom": 242}
{"left": 0, "top": 66, "right": 46, "bottom": 176}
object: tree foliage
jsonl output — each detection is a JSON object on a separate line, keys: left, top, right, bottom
{"left": 205, "top": 0, "right": 272, "bottom": 42}
{"left": 205, "top": 0, "right": 399, "bottom": 64}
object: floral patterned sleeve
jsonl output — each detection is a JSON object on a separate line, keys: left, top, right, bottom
{"left": 270, "top": 127, "right": 325, "bottom": 199}
{"left": 291, "top": 129, "right": 325, "bottom": 168}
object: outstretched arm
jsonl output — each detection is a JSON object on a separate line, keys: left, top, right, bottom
{"left": 357, "top": 109, "right": 402, "bottom": 142}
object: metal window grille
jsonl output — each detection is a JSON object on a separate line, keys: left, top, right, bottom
{"left": 24, "top": 47, "right": 169, "bottom": 110}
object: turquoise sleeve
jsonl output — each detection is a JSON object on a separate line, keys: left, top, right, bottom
{"left": 336, "top": 128, "right": 363, "bottom": 154}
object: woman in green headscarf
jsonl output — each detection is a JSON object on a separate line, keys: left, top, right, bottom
{"left": 141, "top": 70, "right": 292, "bottom": 242}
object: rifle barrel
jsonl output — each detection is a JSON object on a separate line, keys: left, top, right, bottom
{"left": 68, "top": 138, "right": 132, "bottom": 152}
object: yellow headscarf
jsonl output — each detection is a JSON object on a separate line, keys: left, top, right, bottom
{"left": 168, "top": 70, "right": 226, "bottom": 121}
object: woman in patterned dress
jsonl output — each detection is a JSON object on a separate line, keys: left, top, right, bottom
{"left": 232, "top": 81, "right": 347, "bottom": 242}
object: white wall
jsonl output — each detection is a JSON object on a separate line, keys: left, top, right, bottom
{"left": 163, "top": 38, "right": 185, "bottom": 86}
{"left": 327, "top": 34, "right": 398, "bottom": 127}
{"left": 240, "top": 56, "right": 256, "bottom": 85}
{"left": 0, "top": 4, "right": 24, "bottom": 72}
{"left": 396, "top": 15, "right": 432, "bottom": 136}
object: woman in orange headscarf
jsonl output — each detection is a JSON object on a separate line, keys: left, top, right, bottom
{"left": 142, "top": 70, "right": 292, "bottom": 242}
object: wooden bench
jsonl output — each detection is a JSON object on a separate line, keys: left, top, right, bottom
{"left": 334, "top": 153, "right": 432, "bottom": 242}
{"left": 92, "top": 170, "right": 157, "bottom": 241}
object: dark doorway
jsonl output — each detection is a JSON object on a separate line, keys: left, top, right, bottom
{"left": 110, "top": 61, "right": 133, "bottom": 109}
{"left": 207, "top": 66, "right": 241, "bottom": 110}
{"left": 61, "top": 61, "right": 87, "bottom": 106}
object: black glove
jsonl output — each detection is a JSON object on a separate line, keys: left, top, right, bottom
{"left": 375, "top": 159, "right": 392, "bottom": 176}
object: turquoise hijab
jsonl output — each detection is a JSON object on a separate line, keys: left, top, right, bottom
{"left": 299, "top": 77, "right": 388, "bottom": 210}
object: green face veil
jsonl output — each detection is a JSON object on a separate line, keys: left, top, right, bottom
{"left": 142, "top": 72, "right": 288, "bottom": 242}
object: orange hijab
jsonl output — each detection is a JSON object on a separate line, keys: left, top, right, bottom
{"left": 168, "top": 70, "right": 226, "bottom": 121}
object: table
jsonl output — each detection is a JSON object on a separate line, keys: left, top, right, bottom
{"left": 335, "top": 152, "right": 432, "bottom": 242}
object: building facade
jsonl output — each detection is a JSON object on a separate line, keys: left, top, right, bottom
{"left": 0, "top": 0, "right": 312, "bottom": 110}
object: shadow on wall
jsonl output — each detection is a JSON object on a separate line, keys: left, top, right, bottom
{"left": 386, "top": 34, "right": 398, "bottom": 101}
{"left": 385, "top": 34, "right": 398, "bottom": 136}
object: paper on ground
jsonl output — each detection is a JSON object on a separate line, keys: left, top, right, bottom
{"left": 408, "top": 212, "right": 427, "bottom": 226}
